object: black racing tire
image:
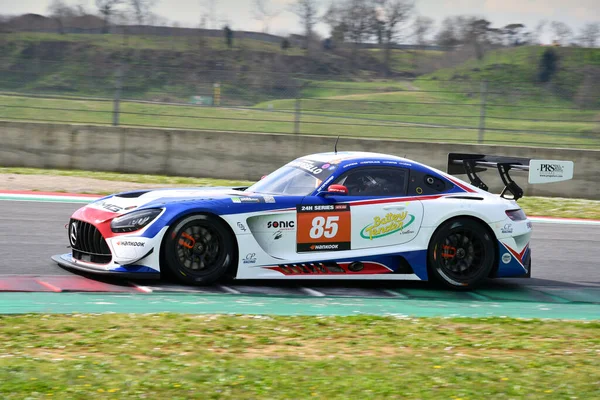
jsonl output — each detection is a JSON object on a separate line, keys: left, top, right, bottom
{"left": 162, "top": 214, "right": 235, "bottom": 285}
{"left": 427, "top": 218, "right": 495, "bottom": 290}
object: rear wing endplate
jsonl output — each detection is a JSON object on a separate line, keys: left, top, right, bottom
{"left": 447, "top": 153, "right": 573, "bottom": 201}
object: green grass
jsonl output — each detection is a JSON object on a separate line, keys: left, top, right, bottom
{"left": 298, "top": 79, "right": 412, "bottom": 98}
{"left": 2, "top": 167, "right": 599, "bottom": 219}
{"left": 0, "top": 314, "right": 598, "bottom": 399}
{"left": 366, "top": 48, "right": 447, "bottom": 73}
{"left": 519, "top": 196, "right": 600, "bottom": 219}
{"left": 1, "top": 92, "right": 599, "bottom": 148}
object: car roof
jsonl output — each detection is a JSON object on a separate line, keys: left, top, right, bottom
{"left": 299, "top": 151, "right": 414, "bottom": 164}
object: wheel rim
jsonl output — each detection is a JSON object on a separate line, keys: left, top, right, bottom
{"left": 175, "top": 223, "right": 223, "bottom": 273}
{"left": 435, "top": 229, "right": 486, "bottom": 281}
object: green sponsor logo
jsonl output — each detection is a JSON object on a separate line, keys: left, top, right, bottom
{"left": 360, "top": 212, "right": 415, "bottom": 240}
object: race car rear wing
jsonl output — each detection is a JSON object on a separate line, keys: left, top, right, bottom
{"left": 447, "top": 153, "right": 574, "bottom": 201}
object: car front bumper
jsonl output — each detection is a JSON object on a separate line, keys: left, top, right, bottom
{"left": 52, "top": 253, "right": 160, "bottom": 279}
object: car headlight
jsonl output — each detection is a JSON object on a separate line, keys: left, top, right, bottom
{"left": 110, "top": 209, "right": 162, "bottom": 233}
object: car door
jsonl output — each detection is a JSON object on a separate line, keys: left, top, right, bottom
{"left": 298, "top": 166, "right": 424, "bottom": 254}
{"left": 246, "top": 195, "right": 304, "bottom": 260}
{"left": 245, "top": 165, "right": 323, "bottom": 260}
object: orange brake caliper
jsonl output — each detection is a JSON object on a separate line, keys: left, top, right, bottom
{"left": 179, "top": 232, "right": 196, "bottom": 249}
{"left": 441, "top": 245, "right": 457, "bottom": 259}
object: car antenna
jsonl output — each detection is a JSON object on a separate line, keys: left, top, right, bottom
{"left": 334, "top": 135, "right": 340, "bottom": 154}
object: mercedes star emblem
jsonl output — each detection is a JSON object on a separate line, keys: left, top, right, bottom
{"left": 70, "top": 222, "right": 78, "bottom": 247}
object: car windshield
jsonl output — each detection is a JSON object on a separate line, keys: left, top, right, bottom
{"left": 247, "top": 160, "right": 338, "bottom": 196}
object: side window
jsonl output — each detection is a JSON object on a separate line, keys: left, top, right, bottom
{"left": 336, "top": 167, "right": 408, "bottom": 196}
{"left": 407, "top": 169, "right": 452, "bottom": 195}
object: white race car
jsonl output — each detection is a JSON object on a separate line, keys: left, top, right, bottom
{"left": 53, "top": 151, "right": 573, "bottom": 289}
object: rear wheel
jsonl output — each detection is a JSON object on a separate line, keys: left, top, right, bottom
{"left": 163, "top": 214, "right": 235, "bottom": 285}
{"left": 428, "top": 218, "right": 495, "bottom": 290}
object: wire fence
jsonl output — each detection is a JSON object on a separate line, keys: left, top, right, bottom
{"left": 0, "top": 63, "right": 599, "bottom": 149}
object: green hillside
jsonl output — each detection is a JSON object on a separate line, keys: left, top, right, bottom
{"left": 0, "top": 34, "right": 599, "bottom": 148}
{"left": 0, "top": 32, "right": 445, "bottom": 102}
{"left": 420, "top": 46, "right": 600, "bottom": 108}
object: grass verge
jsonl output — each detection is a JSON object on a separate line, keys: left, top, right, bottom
{"left": 0, "top": 314, "right": 598, "bottom": 399}
{"left": 2, "top": 89, "right": 599, "bottom": 148}
{"left": 2, "top": 167, "right": 599, "bottom": 219}
{"left": 519, "top": 196, "right": 600, "bottom": 219}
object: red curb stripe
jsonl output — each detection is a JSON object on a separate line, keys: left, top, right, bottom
{"left": 0, "top": 190, "right": 100, "bottom": 198}
{"left": 0, "top": 276, "right": 147, "bottom": 293}
{"left": 0, "top": 277, "right": 55, "bottom": 292}
{"left": 35, "top": 279, "right": 63, "bottom": 293}
{"left": 130, "top": 282, "right": 153, "bottom": 293}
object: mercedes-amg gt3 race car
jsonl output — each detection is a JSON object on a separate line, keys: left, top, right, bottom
{"left": 53, "top": 151, "right": 573, "bottom": 289}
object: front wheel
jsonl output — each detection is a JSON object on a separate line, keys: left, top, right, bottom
{"left": 428, "top": 218, "right": 495, "bottom": 290}
{"left": 163, "top": 214, "right": 235, "bottom": 285}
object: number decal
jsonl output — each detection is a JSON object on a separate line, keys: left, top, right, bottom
{"left": 297, "top": 205, "right": 350, "bottom": 252}
{"left": 309, "top": 216, "right": 339, "bottom": 239}
{"left": 323, "top": 216, "right": 339, "bottom": 238}
{"left": 309, "top": 216, "right": 325, "bottom": 238}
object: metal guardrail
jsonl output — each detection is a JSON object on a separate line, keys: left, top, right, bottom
{"left": 0, "top": 69, "right": 598, "bottom": 148}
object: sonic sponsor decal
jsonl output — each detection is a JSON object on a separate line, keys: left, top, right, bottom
{"left": 502, "top": 253, "right": 512, "bottom": 264}
{"left": 360, "top": 211, "right": 415, "bottom": 240}
{"left": 267, "top": 220, "right": 295, "bottom": 230}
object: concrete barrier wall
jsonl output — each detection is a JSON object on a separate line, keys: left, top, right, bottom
{"left": 1, "top": 121, "right": 599, "bottom": 199}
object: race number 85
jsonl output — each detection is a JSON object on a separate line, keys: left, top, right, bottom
{"left": 296, "top": 204, "right": 351, "bottom": 252}
{"left": 309, "top": 216, "right": 339, "bottom": 239}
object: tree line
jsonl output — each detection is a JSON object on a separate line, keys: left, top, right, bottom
{"left": 292, "top": 0, "right": 598, "bottom": 74}
{"left": 4, "top": 0, "right": 599, "bottom": 55}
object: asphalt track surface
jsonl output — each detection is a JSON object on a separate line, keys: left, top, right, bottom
{"left": 1, "top": 200, "right": 599, "bottom": 294}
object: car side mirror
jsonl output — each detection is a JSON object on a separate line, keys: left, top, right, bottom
{"left": 318, "top": 184, "right": 348, "bottom": 197}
